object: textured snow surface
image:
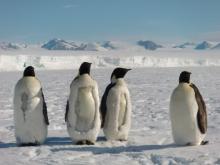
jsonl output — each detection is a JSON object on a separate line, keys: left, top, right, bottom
{"left": 0, "top": 67, "right": 220, "bottom": 165}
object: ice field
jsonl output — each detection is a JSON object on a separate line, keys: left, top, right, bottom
{"left": 1, "top": 49, "right": 220, "bottom": 71}
{"left": 0, "top": 66, "right": 220, "bottom": 165}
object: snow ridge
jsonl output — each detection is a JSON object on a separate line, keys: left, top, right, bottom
{"left": 1, "top": 52, "right": 220, "bottom": 71}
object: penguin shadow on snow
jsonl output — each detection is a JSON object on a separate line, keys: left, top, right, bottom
{"left": 45, "top": 136, "right": 108, "bottom": 146}
{"left": 0, "top": 141, "right": 17, "bottom": 148}
{"left": 0, "top": 137, "right": 73, "bottom": 148}
{"left": 50, "top": 142, "right": 178, "bottom": 155}
{"left": 45, "top": 137, "right": 73, "bottom": 146}
{"left": 0, "top": 136, "right": 107, "bottom": 148}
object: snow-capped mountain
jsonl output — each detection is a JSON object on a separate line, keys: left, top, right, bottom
{"left": 1, "top": 39, "right": 220, "bottom": 52}
{"left": 173, "top": 42, "right": 196, "bottom": 49}
{"left": 212, "top": 43, "right": 220, "bottom": 50}
{"left": 41, "top": 38, "right": 80, "bottom": 50}
{"left": 195, "top": 41, "right": 213, "bottom": 50}
{"left": 80, "top": 42, "right": 108, "bottom": 51}
{"left": 101, "top": 41, "right": 118, "bottom": 50}
{"left": 137, "top": 40, "right": 163, "bottom": 50}
{"left": 0, "top": 42, "right": 27, "bottom": 50}
{"left": 42, "top": 39, "right": 109, "bottom": 51}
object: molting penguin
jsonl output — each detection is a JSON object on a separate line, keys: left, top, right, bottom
{"left": 169, "top": 71, "right": 208, "bottom": 146}
{"left": 101, "top": 67, "right": 132, "bottom": 141}
{"left": 13, "top": 66, "right": 49, "bottom": 146}
{"left": 65, "top": 62, "right": 101, "bottom": 145}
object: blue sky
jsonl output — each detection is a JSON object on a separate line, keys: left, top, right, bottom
{"left": 0, "top": 0, "right": 220, "bottom": 43}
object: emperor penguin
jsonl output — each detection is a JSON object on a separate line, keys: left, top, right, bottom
{"left": 65, "top": 62, "right": 101, "bottom": 145}
{"left": 169, "top": 71, "right": 208, "bottom": 146}
{"left": 101, "top": 68, "right": 132, "bottom": 141}
{"left": 13, "top": 66, "right": 49, "bottom": 146}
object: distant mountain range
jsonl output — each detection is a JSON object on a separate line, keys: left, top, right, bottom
{"left": 1, "top": 39, "right": 220, "bottom": 51}
{"left": 173, "top": 41, "right": 218, "bottom": 50}
{"left": 0, "top": 42, "right": 27, "bottom": 50}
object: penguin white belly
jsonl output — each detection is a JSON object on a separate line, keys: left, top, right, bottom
{"left": 118, "top": 93, "right": 126, "bottom": 127}
{"left": 170, "top": 86, "right": 205, "bottom": 145}
{"left": 75, "top": 87, "right": 95, "bottom": 132}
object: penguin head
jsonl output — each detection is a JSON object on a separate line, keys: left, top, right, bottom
{"left": 23, "top": 66, "right": 35, "bottom": 77}
{"left": 179, "top": 71, "right": 191, "bottom": 83}
{"left": 79, "top": 62, "right": 92, "bottom": 75}
{"left": 111, "top": 67, "right": 131, "bottom": 82}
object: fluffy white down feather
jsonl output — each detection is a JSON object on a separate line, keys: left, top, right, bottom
{"left": 170, "top": 83, "right": 206, "bottom": 145}
{"left": 13, "top": 77, "right": 47, "bottom": 145}
{"left": 67, "top": 74, "right": 101, "bottom": 143}
{"left": 103, "top": 78, "right": 132, "bottom": 141}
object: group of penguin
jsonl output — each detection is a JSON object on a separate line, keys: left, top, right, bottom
{"left": 13, "top": 62, "right": 208, "bottom": 147}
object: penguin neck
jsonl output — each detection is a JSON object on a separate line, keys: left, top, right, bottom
{"left": 178, "top": 82, "right": 191, "bottom": 88}
{"left": 23, "top": 76, "right": 37, "bottom": 80}
{"left": 79, "top": 73, "right": 91, "bottom": 80}
{"left": 23, "top": 76, "right": 35, "bottom": 78}
{"left": 179, "top": 82, "right": 191, "bottom": 85}
{"left": 114, "top": 78, "right": 126, "bottom": 85}
{"left": 80, "top": 73, "right": 90, "bottom": 77}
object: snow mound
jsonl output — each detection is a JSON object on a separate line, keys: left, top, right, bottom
{"left": 137, "top": 40, "right": 163, "bottom": 50}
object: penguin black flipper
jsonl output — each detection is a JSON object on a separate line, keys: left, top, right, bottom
{"left": 73, "top": 76, "right": 79, "bottom": 81}
{"left": 100, "top": 83, "right": 116, "bottom": 128}
{"left": 41, "top": 89, "right": 49, "bottom": 125}
{"left": 65, "top": 100, "right": 69, "bottom": 122}
{"left": 190, "top": 83, "right": 207, "bottom": 134}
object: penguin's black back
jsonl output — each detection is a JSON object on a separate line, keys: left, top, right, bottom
{"left": 190, "top": 83, "right": 207, "bottom": 134}
{"left": 100, "top": 82, "right": 116, "bottom": 128}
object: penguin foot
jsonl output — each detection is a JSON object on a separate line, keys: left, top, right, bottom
{"left": 119, "top": 139, "right": 127, "bottom": 142}
{"left": 76, "top": 140, "right": 87, "bottom": 145}
{"left": 185, "top": 142, "right": 192, "bottom": 146}
{"left": 85, "top": 140, "right": 94, "bottom": 145}
{"left": 201, "top": 141, "right": 209, "bottom": 145}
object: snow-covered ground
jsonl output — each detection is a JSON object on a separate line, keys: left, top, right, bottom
{"left": 0, "top": 67, "right": 220, "bottom": 165}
